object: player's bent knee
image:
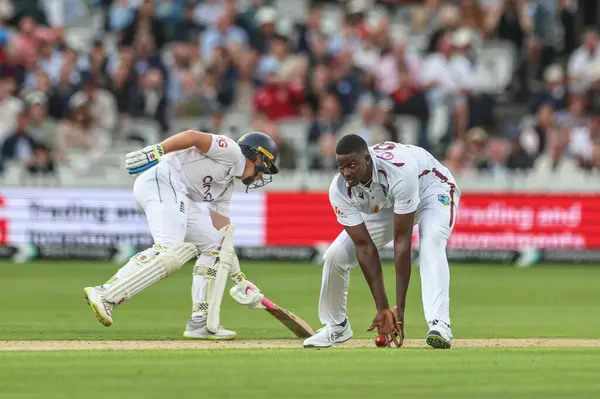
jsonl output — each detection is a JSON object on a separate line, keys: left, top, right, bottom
{"left": 323, "top": 245, "right": 354, "bottom": 272}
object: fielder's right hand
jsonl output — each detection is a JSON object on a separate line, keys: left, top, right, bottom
{"left": 367, "top": 308, "right": 403, "bottom": 347}
{"left": 125, "top": 144, "right": 164, "bottom": 175}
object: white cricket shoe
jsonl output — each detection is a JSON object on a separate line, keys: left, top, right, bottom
{"left": 303, "top": 320, "right": 353, "bottom": 348}
{"left": 426, "top": 320, "right": 453, "bottom": 349}
{"left": 183, "top": 317, "right": 237, "bottom": 340}
{"left": 84, "top": 286, "right": 114, "bottom": 327}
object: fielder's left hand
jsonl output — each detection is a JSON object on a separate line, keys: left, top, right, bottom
{"left": 125, "top": 144, "right": 164, "bottom": 175}
{"left": 229, "top": 273, "right": 264, "bottom": 307}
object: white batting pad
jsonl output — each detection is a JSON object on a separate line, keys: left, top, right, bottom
{"left": 104, "top": 243, "right": 199, "bottom": 304}
{"left": 207, "top": 225, "right": 235, "bottom": 333}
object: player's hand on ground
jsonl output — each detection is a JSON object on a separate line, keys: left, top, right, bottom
{"left": 125, "top": 144, "right": 164, "bottom": 175}
{"left": 229, "top": 273, "right": 264, "bottom": 307}
{"left": 367, "top": 308, "right": 402, "bottom": 347}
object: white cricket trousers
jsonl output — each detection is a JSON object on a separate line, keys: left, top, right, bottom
{"left": 111, "top": 163, "right": 220, "bottom": 312}
{"left": 319, "top": 186, "right": 459, "bottom": 329}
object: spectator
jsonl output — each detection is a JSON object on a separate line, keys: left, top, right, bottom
{"left": 421, "top": 32, "right": 473, "bottom": 139}
{"left": 121, "top": 0, "right": 166, "bottom": 50}
{"left": 464, "top": 127, "right": 491, "bottom": 171}
{"left": 108, "top": 0, "right": 135, "bottom": 33}
{"left": 200, "top": 9, "right": 248, "bottom": 63}
{"left": 0, "top": 76, "right": 23, "bottom": 143}
{"left": 390, "top": 63, "right": 430, "bottom": 149}
{"left": 83, "top": 40, "right": 110, "bottom": 85}
{"left": 569, "top": 107, "right": 600, "bottom": 170}
{"left": 193, "top": 0, "right": 226, "bottom": 28}
{"left": 128, "top": 68, "right": 169, "bottom": 133}
{"left": 47, "top": 60, "right": 78, "bottom": 119}
{"left": 443, "top": 139, "right": 467, "bottom": 176}
{"left": 486, "top": 0, "right": 527, "bottom": 48}
{"left": 568, "top": 29, "right": 600, "bottom": 92}
{"left": 0, "top": 108, "right": 36, "bottom": 169}
{"left": 249, "top": 6, "right": 278, "bottom": 54}
{"left": 425, "top": 4, "right": 461, "bottom": 54}
{"left": 505, "top": 136, "right": 534, "bottom": 171}
{"left": 23, "top": 91, "right": 55, "bottom": 148}
{"left": 302, "top": 63, "right": 330, "bottom": 117}
{"left": 412, "top": 0, "right": 443, "bottom": 34}
{"left": 458, "top": 0, "right": 486, "bottom": 33}
{"left": 172, "top": 0, "right": 205, "bottom": 43}
{"left": 520, "top": 103, "right": 555, "bottom": 159}
{"left": 133, "top": 36, "right": 167, "bottom": 78}
{"left": 26, "top": 143, "right": 55, "bottom": 175}
{"left": 307, "top": 93, "right": 345, "bottom": 170}
{"left": 253, "top": 63, "right": 304, "bottom": 122}
{"left": 329, "top": 50, "right": 362, "bottom": 116}
{"left": 109, "top": 61, "right": 135, "bottom": 116}
{"left": 306, "top": 32, "right": 332, "bottom": 66}
{"left": 55, "top": 99, "right": 108, "bottom": 162}
{"left": 238, "top": 0, "right": 267, "bottom": 35}
{"left": 485, "top": 138, "right": 509, "bottom": 178}
{"left": 295, "top": 5, "right": 322, "bottom": 54}
{"left": 256, "top": 34, "right": 298, "bottom": 83}
{"left": 70, "top": 74, "right": 118, "bottom": 133}
{"left": 528, "top": 64, "right": 568, "bottom": 114}
{"left": 556, "top": 92, "right": 588, "bottom": 134}
{"left": 376, "top": 41, "right": 421, "bottom": 96}
{"left": 338, "top": 94, "right": 389, "bottom": 145}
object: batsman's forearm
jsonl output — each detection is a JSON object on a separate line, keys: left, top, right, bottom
{"left": 394, "top": 240, "right": 412, "bottom": 322}
{"left": 160, "top": 130, "right": 206, "bottom": 154}
{"left": 356, "top": 243, "right": 389, "bottom": 311}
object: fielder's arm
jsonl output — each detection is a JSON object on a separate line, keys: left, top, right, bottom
{"left": 393, "top": 211, "right": 415, "bottom": 325}
{"left": 344, "top": 224, "right": 389, "bottom": 311}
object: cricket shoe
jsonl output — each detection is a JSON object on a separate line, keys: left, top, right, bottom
{"left": 183, "top": 317, "right": 237, "bottom": 340}
{"left": 83, "top": 286, "right": 114, "bottom": 327}
{"left": 303, "top": 320, "right": 353, "bottom": 348}
{"left": 426, "top": 320, "right": 453, "bottom": 349}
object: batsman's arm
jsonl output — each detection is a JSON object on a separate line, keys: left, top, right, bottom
{"left": 393, "top": 212, "right": 415, "bottom": 324}
{"left": 160, "top": 130, "right": 213, "bottom": 154}
{"left": 344, "top": 224, "right": 389, "bottom": 311}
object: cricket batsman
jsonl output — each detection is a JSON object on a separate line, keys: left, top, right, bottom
{"left": 83, "top": 130, "right": 279, "bottom": 340}
{"left": 303, "top": 134, "right": 460, "bottom": 349}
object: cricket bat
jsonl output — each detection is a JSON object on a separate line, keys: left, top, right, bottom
{"left": 252, "top": 296, "right": 316, "bottom": 338}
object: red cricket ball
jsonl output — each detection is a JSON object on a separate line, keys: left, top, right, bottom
{"left": 375, "top": 334, "right": 388, "bottom": 347}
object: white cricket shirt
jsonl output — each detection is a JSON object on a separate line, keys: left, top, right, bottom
{"left": 163, "top": 134, "right": 246, "bottom": 216}
{"left": 329, "top": 142, "right": 459, "bottom": 227}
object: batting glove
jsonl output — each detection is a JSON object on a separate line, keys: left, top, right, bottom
{"left": 229, "top": 272, "right": 264, "bottom": 307}
{"left": 125, "top": 144, "right": 165, "bottom": 175}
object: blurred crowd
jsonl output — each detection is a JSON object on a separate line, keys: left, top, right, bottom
{"left": 0, "top": 0, "right": 599, "bottom": 181}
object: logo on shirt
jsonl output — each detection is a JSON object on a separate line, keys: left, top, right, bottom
{"left": 438, "top": 194, "right": 450, "bottom": 206}
{"left": 358, "top": 192, "right": 364, "bottom": 199}
{"left": 334, "top": 207, "right": 344, "bottom": 216}
{"left": 217, "top": 138, "right": 228, "bottom": 148}
{"left": 373, "top": 205, "right": 380, "bottom": 213}
{"left": 203, "top": 176, "right": 214, "bottom": 202}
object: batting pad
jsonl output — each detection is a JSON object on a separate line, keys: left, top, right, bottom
{"left": 104, "top": 243, "right": 199, "bottom": 304}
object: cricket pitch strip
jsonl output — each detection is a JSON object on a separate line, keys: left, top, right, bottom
{"left": 1, "top": 339, "right": 600, "bottom": 351}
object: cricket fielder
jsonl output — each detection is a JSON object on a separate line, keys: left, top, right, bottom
{"left": 303, "top": 134, "right": 460, "bottom": 349}
{"left": 84, "top": 130, "right": 279, "bottom": 340}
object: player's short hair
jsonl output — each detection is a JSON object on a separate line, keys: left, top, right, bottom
{"left": 336, "top": 134, "right": 369, "bottom": 156}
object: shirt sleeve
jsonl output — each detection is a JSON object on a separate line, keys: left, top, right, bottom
{"left": 390, "top": 168, "right": 420, "bottom": 215}
{"left": 329, "top": 181, "right": 364, "bottom": 227}
{"left": 204, "top": 134, "right": 244, "bottom": 166}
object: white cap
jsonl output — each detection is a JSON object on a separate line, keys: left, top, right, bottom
{"left": 255, "top": 7, "right": 277, "bottom": 25}
{"left": 544, "top": 64, "right": 564, "bottom": 82}
{"left": 452, "top": 28, "right": 472, "bottom": 47}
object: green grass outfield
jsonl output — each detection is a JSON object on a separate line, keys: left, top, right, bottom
{"left": 1, "top": 261, "right": 600, "bottom": 398}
